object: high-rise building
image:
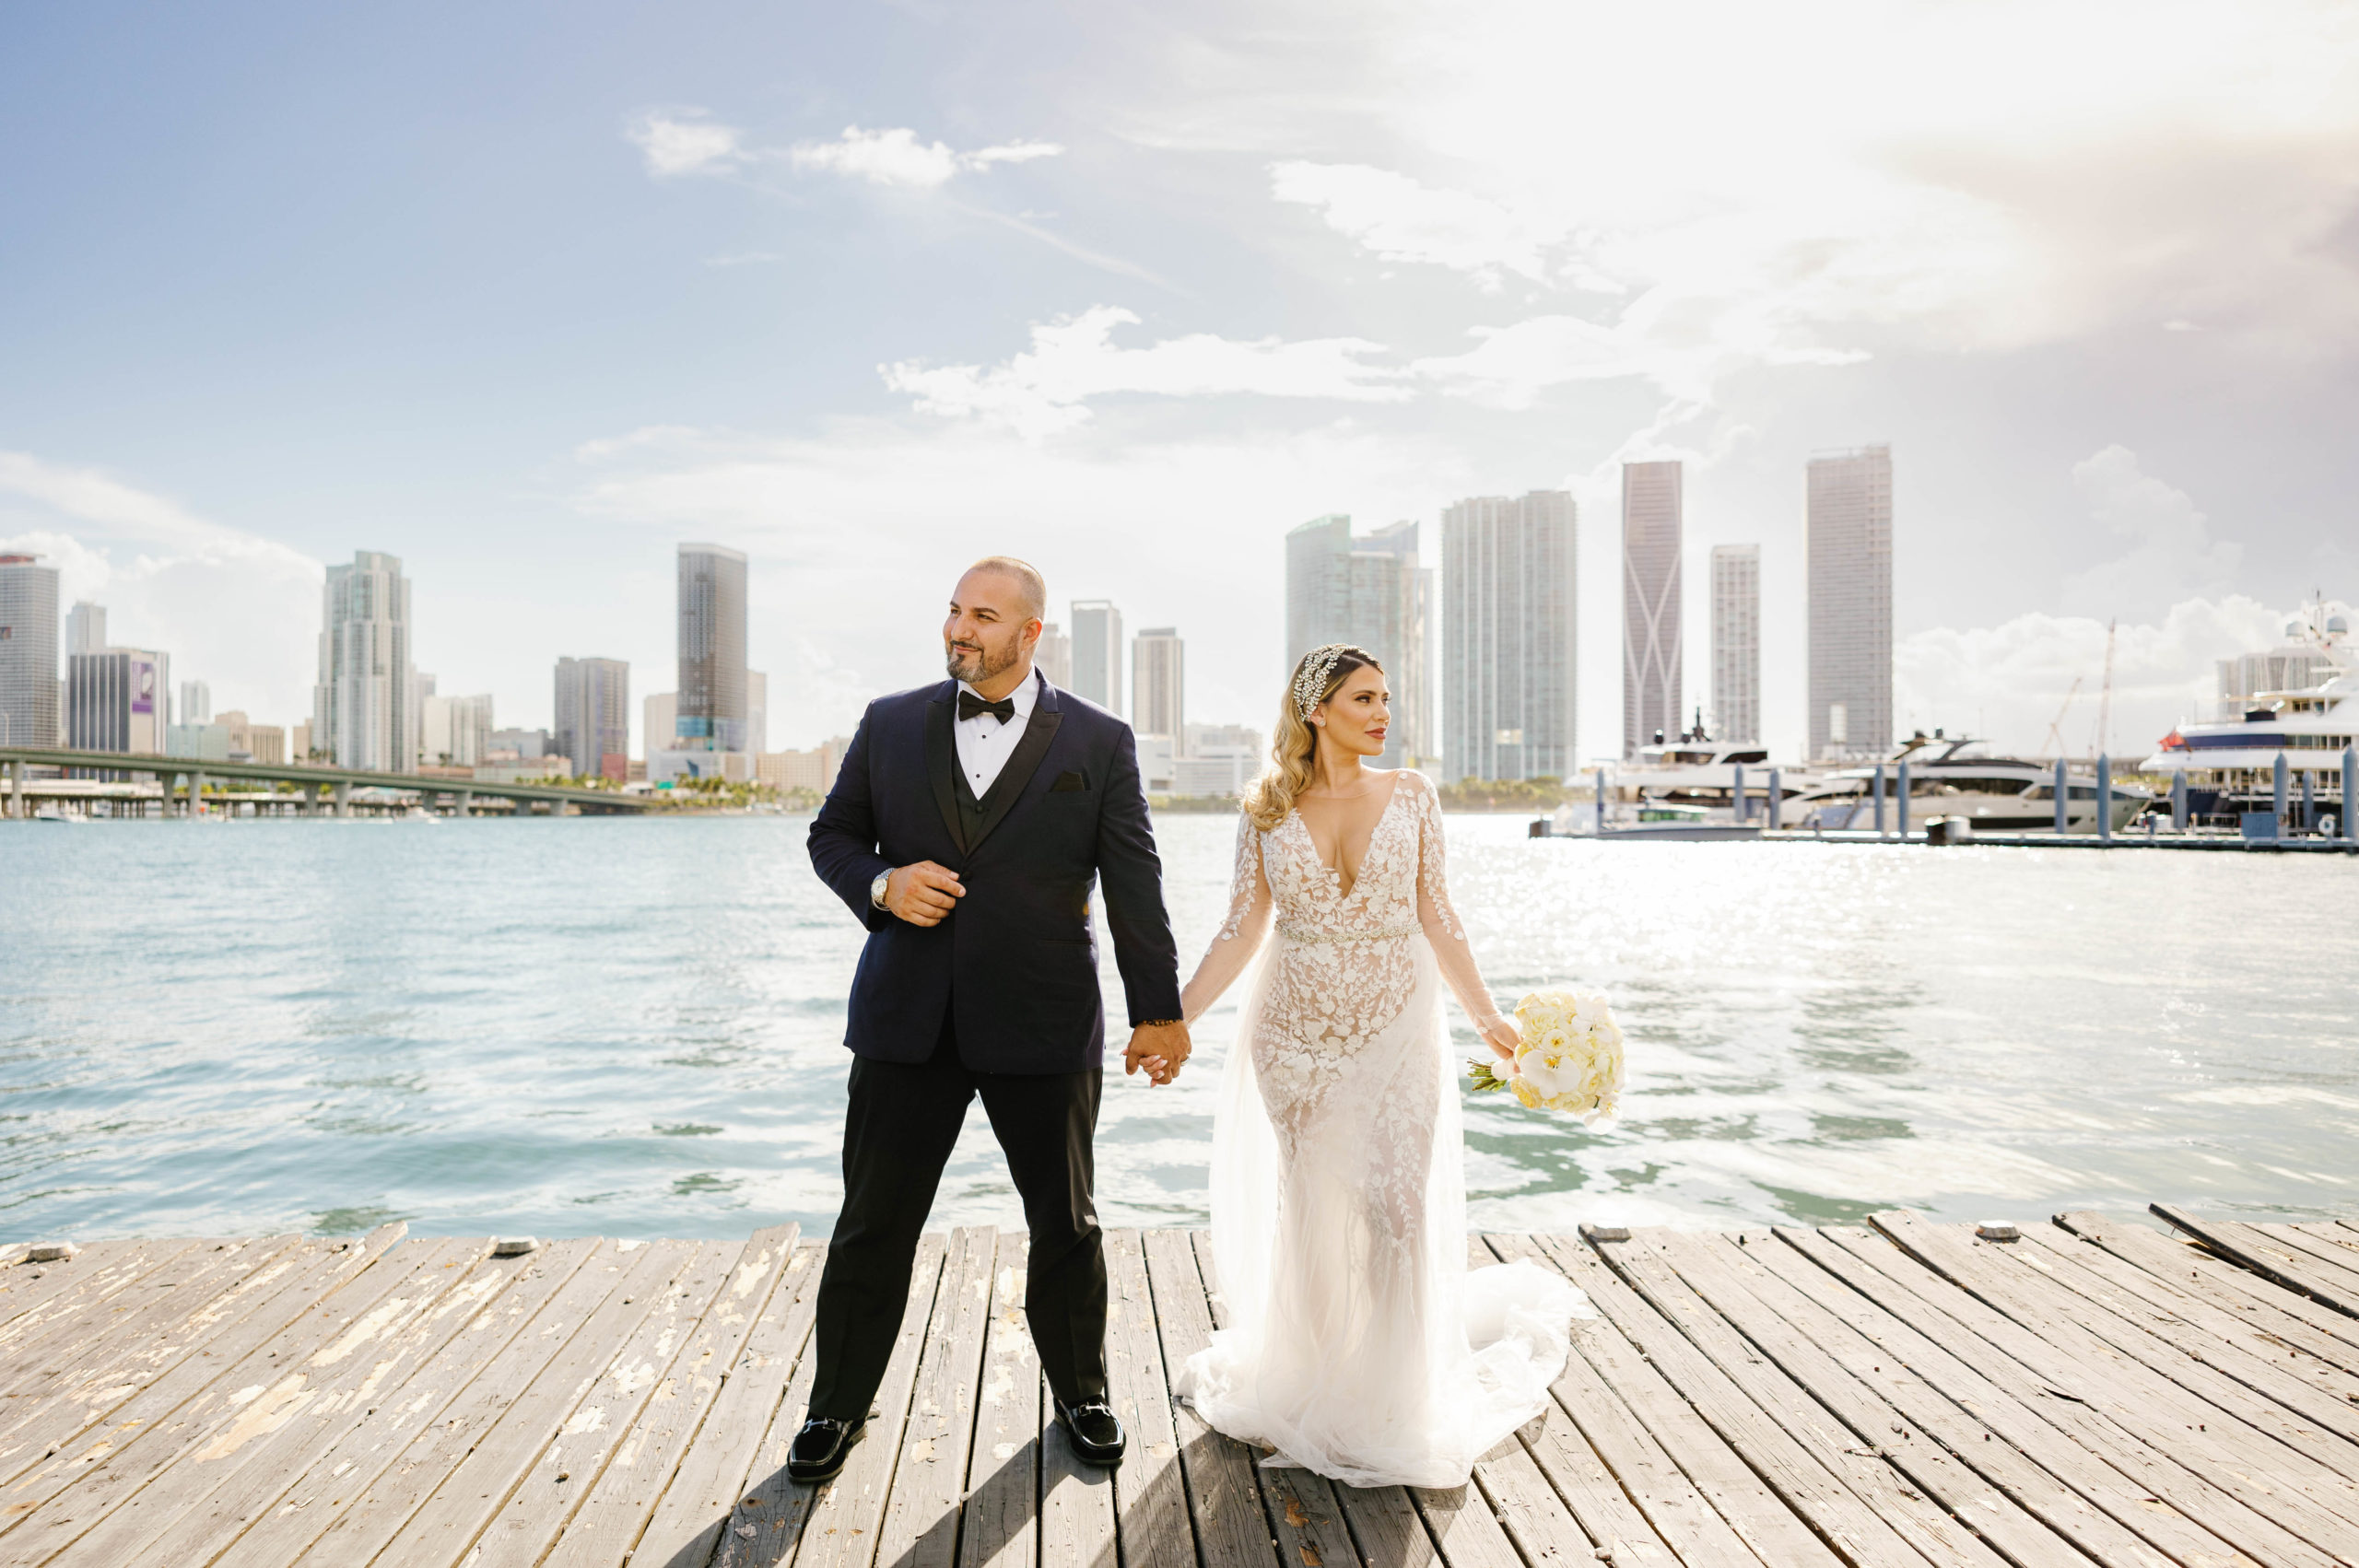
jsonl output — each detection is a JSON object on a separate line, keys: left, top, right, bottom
{"left": 1709, "top": 544, "right": 1761, "bottom": 745}
{"left": 1807, "top": 446, "right": 1894, "bottom": 760}
{"left": 0, "top": 555, "right": 60, "bottom": 751}
{"left": 423, "top": 693, "right": 494, "bottom": 766}
{"left": 217, "top": 711, "right": 286, "bottom": 766}
{"left": 1285, "top": 515, "right": 1434, "bottom": 766}
{"left": 1037, "top": 623, "right": 1073, "bottom": 689}
{"left": 555, "top": 657, "right": 630, "bottom": 778}
{"left": 68, "top": 647, "right": 170, "bottom": 757}
{"left": 1133, "top": 627, "right": 1185, "bottom": 751}
{"left": 643, "top": 692, "right": 675, "bottom": 761}
{"left": 1441, "top": 491, "right": 1578, "bottom": 781}
{"left": 179, "top": 680, "right": 212, "bottom": 725}
{"left": 1070, "top": 601, "right": 1123, "bottom": 715}
{"left": 677, "top": 544, "right": 748, "bottom": 753}
{"left": 1621, "top": 462, "right": 1684, "bottom": 757}
{"left": 747, "top": 669, "right": 768, "bottom": 757}
{"left": 65, "top": 601, "right": 105, "bottom": 656}
{"left": 292, "top": 720, "right": 313, "bottom": 762}
{"left": 313, "top": 550, "right": 418, "bottom": 771}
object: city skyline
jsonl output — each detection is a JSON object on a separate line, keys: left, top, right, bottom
{"left": 1710, "top": 544, "right": 1761, "bottom": 747}
{"left": 1285, "top": 515, "right": 1432, "bottom": 767}
{"left": 1621, "top": 462, "right": 1684, "bottom": 758}
{"left": 1808, "top": 447, "right": 1896, "bottom": 761}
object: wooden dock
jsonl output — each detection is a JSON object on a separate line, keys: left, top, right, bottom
{"left": 6, "top": 1208, "right": 2359, "bottom": 1568}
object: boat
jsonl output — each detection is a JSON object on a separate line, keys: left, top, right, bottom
{"left": 1778, "top": 731, "right": 2154, "bottom": 833}
{"left": 1596, "top": 802, "right": 1765, "bottom": 841}
{"left": 1601, "top": 732, "right": 1823, "bottom": 823}
{"left": 2140, "top": 603, "right": 2353, "bottom": 830}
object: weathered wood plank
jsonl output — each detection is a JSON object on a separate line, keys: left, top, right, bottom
{"left": 100, "top": 1238, "right": 603, "bottom": 1568}
{"left": 427, "top": 1238, "right": 712, "bottom": 1568}
{"left": 0, "top": 1238, "right": 298, "bottom": 1403}
{"left": 1140, "top": 1227, "right": 1283, "bottom": 1568}
{"left": 2260, "top": 1227, "right": 2359, "bottom": 1295}
{"left": 702, "top": 1243, "right": 835, "bottom": 1568}
{"left": 1524, "top": 1235, "right": 1846, "bottom": 1568}
{"left": 2152, "top": 1206, "right": 2359, "bottom": 1318}
{"left": 857, "top": 1226, "right": 995, "bottom": 1568}
{"left": 1101, "top": 1231, "right": 1187, "bottom": 1568}
{"left": 1644, "top": 1229, "right": 2093, "bottom": 1568}
{"left": 0, "top": 1242, "right": 208, "bottom": 1367}
{"left": 1600, "top": 1230, "right": 2018, "bottom": 1568}
{"left": 1485, "top": 1235, "right": 1763, "bottom": 1568}
{"left": 957, "top": 1232, "right": 1038, "bottom": 1568}
{"left": 2057, "top": 1211, "right": 2359, "bottom": 1372}
{"left": 775, "top": 1233, "right": 949, "bottom": 1568}
{"left": 1868, "top": 1213, "right": 2359, "bottom": 1533}
{"left": 539, "top": 1227, "right": 796, "bottom": 1568}
{"left": 1799, "top": 1223, "right": 2347, "bottom": 1568}
{"left": 624, "top": 1229, "right": 819, "bottom": 1568}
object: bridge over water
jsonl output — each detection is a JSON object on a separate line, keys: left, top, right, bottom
{"left": 0, "top": 745, "right": 650, "bottom": 817}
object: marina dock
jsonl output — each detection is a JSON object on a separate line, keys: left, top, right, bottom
{"left": 6, "top": 1208, "right": 2359, "bottom": 1568}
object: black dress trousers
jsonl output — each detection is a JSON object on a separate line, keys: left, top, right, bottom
{"left": 808, "top": 1014, "right": 1108, "bottom": 1421}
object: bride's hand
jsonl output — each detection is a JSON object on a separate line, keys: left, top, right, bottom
{"left": 1478, "top": 1014, "right": 1520, "bottom": 1061}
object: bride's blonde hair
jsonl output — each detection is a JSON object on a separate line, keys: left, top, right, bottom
{"left": 1244, "top": 644, "right": 1383, "bottom": 831}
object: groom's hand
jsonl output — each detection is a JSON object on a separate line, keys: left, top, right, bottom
{"left": 1124, "top": 1021, "right": 1191, "bottom": 1086}
{"left": 885, "top": 861, "right": 965, "bottom": 926}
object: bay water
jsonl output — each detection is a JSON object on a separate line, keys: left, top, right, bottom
{"left": 4, "top": 813, "right": 2353, "bottom": 1239}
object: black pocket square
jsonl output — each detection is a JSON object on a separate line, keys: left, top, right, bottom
{"left": 1050, "top": 769, "right": 1090, "bottom": 793}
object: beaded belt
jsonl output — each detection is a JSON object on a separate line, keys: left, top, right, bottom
{"left": 1275, "top": 923, "right": 1420, "bottom": 944}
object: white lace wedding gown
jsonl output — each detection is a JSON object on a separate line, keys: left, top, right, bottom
{"left": 1173, "top": 769, "right": 1587, "bottom": 1488}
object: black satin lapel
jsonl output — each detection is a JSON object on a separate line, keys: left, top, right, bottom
{"left": 966, "top": 706, "right": 1063, "bottom": 855}
{"left": 925, "top": 695, "right": 965, "bottom": 854}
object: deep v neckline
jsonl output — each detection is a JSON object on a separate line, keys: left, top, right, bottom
{"left": 1289, "top": 773, "right": 1406, "bottom": 900}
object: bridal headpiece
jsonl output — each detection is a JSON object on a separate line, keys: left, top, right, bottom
{"left": 1293, "top": 644, "right": 1353, "bottom": 720}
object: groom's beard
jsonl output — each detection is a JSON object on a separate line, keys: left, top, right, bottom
{"left": 945, "top": 636, "right": 1020, "bottom": 685}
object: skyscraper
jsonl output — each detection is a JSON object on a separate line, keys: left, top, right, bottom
{"left": 555, "top": 657, "right": 630, "bottom": 778}
{"left": 69, "top": 648, "right": 170, "bottom": 756}
{"left": 179, "top": 680, "right": 212, "bottom": 725}
{"left": 1037, "top": 623, "right": 1072, "bottom": 689}
{"left": 746, "top": 670, "right": 767, "bottom": 756}
{"left": 677, "top": 544, "right": 748, "bottom": 753}
{"left": 313, "top": 550, "right": 417, "bottom": 771}
{"left": 65, "top": 601, "right": 105, "bottom": 656}
{"left": 1285, "top": 515, "right": 1433, "bottom": 766}
{"left": 643, "top": 692, "right": 675, "bottom": 762}
{"left": 1621, "top": 462, "right": 1684, "bottom": 757}
{"left": 1709, "top": 544, "right": 1761, "bottom": 745}
{"left": 0, "top": 555, "right": 60, "bottom": 751}
{"left": 1070, "top": 601, "right": 1123, "bottom": 715}
{"left": 1133, "top": 627, "right": 1185, "bottom": 750}
{"left": 1807, "top": 446, "right": 1894, "bottom": 760}
{"left": 1441, "top": 491, "right": 1577, "bottom": 781}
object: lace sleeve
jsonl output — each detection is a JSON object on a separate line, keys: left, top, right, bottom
{"left": 1411, "top": 775, "right": 1507, "bottom": 1025}
{"left": 1180, "top": 811, "right": 1273, "bottom": 1024}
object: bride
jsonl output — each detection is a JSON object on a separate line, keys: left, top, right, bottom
{"left": 1172, "top": 643, "right": 1586, "bottom": 1489}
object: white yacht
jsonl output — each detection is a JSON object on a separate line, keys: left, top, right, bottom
{"left": 2140, "top": 604, "right": 2353, "bottom": 827}
{"left": 1603, "top": 737, "right": 1821, "bottom": 822}
{"left": 1778, "top": 731, "right": 2154, "bottom": 833}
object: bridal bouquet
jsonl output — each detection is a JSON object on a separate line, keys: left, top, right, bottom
{"left": 1468, "top": 989, "right": 1624, "bottom": 1124}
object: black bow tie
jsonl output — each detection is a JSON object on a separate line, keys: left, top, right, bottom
{"left": 959, "top": 691, "right": 1017, "bottom": 726}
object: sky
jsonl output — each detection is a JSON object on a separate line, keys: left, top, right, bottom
{"left": 3, "top": 0, "right": 2355, "bottom": 763}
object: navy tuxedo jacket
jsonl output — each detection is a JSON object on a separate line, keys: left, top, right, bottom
{"left": 806, "top": 673, "right": 1184, "bottom": 1074}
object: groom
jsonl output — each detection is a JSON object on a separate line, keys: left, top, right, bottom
{"left": 795, "top": 555, "right": 1192, "bottom": 1484}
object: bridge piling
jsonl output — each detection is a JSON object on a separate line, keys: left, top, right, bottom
{"left": 334, "top": 781, "right": 351, "bottom": 817}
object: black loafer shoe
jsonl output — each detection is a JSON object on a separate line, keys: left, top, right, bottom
{"left": 785, "top": 1416, "right": 865, "bottom": 1484}
{"left": 1055, "top": 1398, "right": 1125, "bottom": 1466}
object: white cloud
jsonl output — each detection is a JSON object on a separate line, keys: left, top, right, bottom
{"left": 0, "top": 452, "right": 323, "bottom": 727}
{"left": 627, "top": 110, "right": 745, "bottom": 178}
{"left": 2057, "top": 446, "right": 2242, "bottom": 620}
{"left": 786, "top": 126, "right": 1062, "bottom": 191}
{"left": 879, "top": 305, "right": 1408, "bottom": 439}
{"left": 1896, "top": 595, "right": 2285, "bottom": 758}
{"left": 1268, "top": 162, "right": 1568, "bottom": 287}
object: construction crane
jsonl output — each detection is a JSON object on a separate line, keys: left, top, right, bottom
{"left": 2093, "top": 618, "right": 2118, "bottom": 759}
{"left": 2042, "top": 676, "right": 2083, "bottom": 760}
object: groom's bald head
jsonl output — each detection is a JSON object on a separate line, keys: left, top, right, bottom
{"left": 964, "top": 556, "right": 1047, "bottom": 622}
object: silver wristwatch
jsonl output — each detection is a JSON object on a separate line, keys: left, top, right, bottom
{"left": 870, "top": 870, "right": 892, "bottom": 910}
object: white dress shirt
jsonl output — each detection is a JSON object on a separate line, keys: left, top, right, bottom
{"left": 955, "top": 668, "right": 1041, "bottom": 798}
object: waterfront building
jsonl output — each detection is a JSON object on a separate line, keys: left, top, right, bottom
{"left": 555, "top": 656, "right": 630, "bottom": 779}
{"left": 68, "top": 646, "right": 170, "bottom": 756}
{"left": 1622, "top": 462, "right": 1683, "bottom": 758}
{"left": 1710, "top": 544, "right": 1761, "bottom": 744}
{"left": 1133, "top": 731, "right": 1175, "bottom": 791}
{"left": 1038, "top": 623, "right": 1072, "bottom": 689}
{"left": 292, "top": 720, "right": 313, "bottom": 762}
{"left": 1070, "top": 601, "right": 1123, "bottom": 715}
{"left": 1133, "top": 627, "right": 1185, "bottom": 755}
{"left": 65, "top": 601, "right": 105, "bottom": 656}
{"left": 677, "top": 543, "right": 748, "bottom": 753}
{"left": 313, "top": 550, "right": 418, "bottom": 771}
{"left": 179, "top": 680, "right": 212, "bottom": 725}
{"left": 423, "top": 693, "right": 494, "bottom": 766}
{"left": 217, "top": 711, "right": 286, "bottom": 766}
{"left": 1174, "top": 725, "right": 1263, "bottom": 798}
{"left": 1285, "top": 515, "right": 1433, "bottom": 766}
{"left": 757, "top": 736, "right": 853, "bottom": 795}
{"left": 1442, "top": 490, "right": 1577, "bottom": 781}
{"left": 643, "top": 693, "right": 675, "bottom": 761}
{"left": 0, "top": 555, "right": 60, "bottom": 751}
{"left": 1807, "top": 446, "right": 1894, "bottom": 760}
{"left": 166, "top": 722, "right": 230, "bottom": 761}
{"left": 489, "top": 727, "right": 550, "bottom": 760}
